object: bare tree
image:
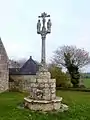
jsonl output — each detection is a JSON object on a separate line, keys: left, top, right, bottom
{"left": 52, "top": 45, "right": 90, "bottom": 87}
{"left": 53, "top": 45, "right": 90, "bottom": 68}
{"left": 9, "top": 59, "right": 20, "bottom": 68}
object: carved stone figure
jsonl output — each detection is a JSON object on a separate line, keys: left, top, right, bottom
{"left": 35, "top": 89, "right": 43, "bottom": 100}
{"left": 37, "top": 20, "right": 41, "bottom": 33}
{"left": 47, "top": 19, "right": 52, "bottom": 32}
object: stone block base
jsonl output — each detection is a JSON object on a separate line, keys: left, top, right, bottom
{"left": 24, "top": 96, "right": 68, "bottom": 112}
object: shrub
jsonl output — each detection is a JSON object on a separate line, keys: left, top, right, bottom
{"left": 48, "top": 64, "right": 71, "bottom": 88}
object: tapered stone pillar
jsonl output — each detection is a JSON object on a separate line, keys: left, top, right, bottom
{"left": 41, "top": 36, "right": 46, "bottom": 65}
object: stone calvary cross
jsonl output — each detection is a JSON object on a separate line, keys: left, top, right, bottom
{"left": 24, "top": 12, "right": 68, "bottom": 112}
{"left": 37, "top": 12, "right": 52, "bottom": 70}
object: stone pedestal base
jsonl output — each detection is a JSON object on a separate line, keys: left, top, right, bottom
{"left": 24, "top": 96, "right": 68, "bottom": 112}
{"left": 24, "top": 70, "right": 68, "bottom": 112}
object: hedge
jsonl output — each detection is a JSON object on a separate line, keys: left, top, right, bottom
{"left": 56, "top": 87, "right": 90, "bottom": 92}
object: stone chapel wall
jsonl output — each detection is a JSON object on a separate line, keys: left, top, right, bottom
{"left": 0, "top": 38, "right": 9, "bottom": 93}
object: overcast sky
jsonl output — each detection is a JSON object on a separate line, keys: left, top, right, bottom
{"left": 0, "top": 0, "right": 90, "bottom": 71}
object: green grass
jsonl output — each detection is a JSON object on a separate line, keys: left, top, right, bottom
{"left": 0, "top": 91, "right": 90, "bottom": 120}
{"left": 83, "top": 78, "right": 90, "bottom": 88}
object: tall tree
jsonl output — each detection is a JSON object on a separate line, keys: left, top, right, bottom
{"left": 52, "top": 45, "right": 90, "bottom": 87}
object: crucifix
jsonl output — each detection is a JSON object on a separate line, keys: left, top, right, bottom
{"left": 37, "top": 12, "right": 52, "bottom": 70}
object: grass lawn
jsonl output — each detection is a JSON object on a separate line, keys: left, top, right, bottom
{"left": 0, "top": 91, "right": 90, "bottom": 120}
{"left": 83, "top": 78, "right": 90, "bottom": 88}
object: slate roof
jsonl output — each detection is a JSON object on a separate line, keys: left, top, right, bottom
{"left": 9, "top": 68, "right": 20, "bottom": 75}
{"left": 9, "top": 56, "right": 39, "bottom": 75}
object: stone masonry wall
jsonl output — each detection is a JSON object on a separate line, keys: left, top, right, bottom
{"left": 9, "top": 75, "right": 36, "bottom": 92}
{"left": 9, "top": 73, "right": 56, "bottom": 101}
{"left": 0, "top": 38, "right": 9, "bottom": 93}
{"left": 30, "top": 78, "right": 56, "bottom": 100}
{"left": 24, "top": 71, "right": 69, "bottom": 111}
{"left": 29, "top": 71, "right": 56, "bottom": 100}
{"left": 0, "top": 63, "right": 9, "bottom": 92}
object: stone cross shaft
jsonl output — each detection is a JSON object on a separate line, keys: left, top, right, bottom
{"left": 37, "top": 12, "right": 51, "bottom": 67}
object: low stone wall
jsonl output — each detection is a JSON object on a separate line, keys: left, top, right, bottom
{"left": 9, "top": 75, "right": 36, "bottom": 92}
{"left": 9, "top": 74, "right": 56, "bottom": 98}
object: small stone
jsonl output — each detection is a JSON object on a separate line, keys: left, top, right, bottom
{"left": 36, "top": 79, "right": 43, "bottom": 83}
{"left": 30, "top": 83, "right": 37, "bottom": 88}
{"left": 45, "top": 83, "right": 49, "bottom": 88}
{"left": 53, "top": 102, "right": 61, "bottom": 110}
{"left": 44, "top": 88, "right": 50, "bottom": 94}
{"left": 39, "top": 83, "right": 45, "bottom": 88}
{"left": 51, "top": 93, "right": 56, "bottom": 100}
{"left": 61, "top": 104, "right": 69, "bottom": 111}
{"left": 43, "top": 103, "right": 53, "bottom": 111}
{"left": 43, "top": 79, "right": 49, "bottom": 83}
{"left": 49, "top": 79, "right": 56, "bottom": 83}
{"left": 36, "top": 71, "right": 51, "bottom": 79}
{"left": 50, "top": 83, "right": 56, "bottom": 88}
{"left": 51, "top": 87, "right": 56, "bottom": 93}
{"left": 43, "top": 93, "right": 51, "bottom": 100}
{"left": 30, "top": 78, "right": 36, "bottom": 83}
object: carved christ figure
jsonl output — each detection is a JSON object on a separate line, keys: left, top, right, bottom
{"left": 37, "top": 20, "right": 41, "bottom": 33}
